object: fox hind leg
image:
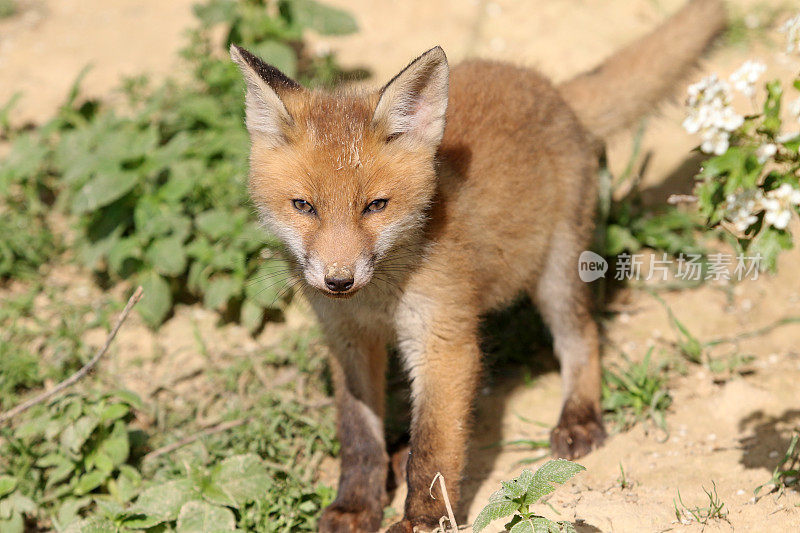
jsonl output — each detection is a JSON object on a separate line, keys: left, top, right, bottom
{"left": 531, "top": 225, "right": 606, "bottom": 459}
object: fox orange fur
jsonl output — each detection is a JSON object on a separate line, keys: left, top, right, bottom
{"left": 231, "top": 1, "right": 725, "bottom": 530}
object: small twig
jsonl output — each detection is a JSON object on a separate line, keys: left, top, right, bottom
{"left": 429, "top": 472, "right": 459, "bottom": 533}
{"left": 142, "top": 417, "right": 251, "bottom": 462}
{"left": 667, "top": 194, "right": 698, "bottom": 205}
{"left": 0, "top": 286, "right": 144, "bottom": 425}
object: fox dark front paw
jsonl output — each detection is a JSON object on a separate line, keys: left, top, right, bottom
{"left": 319, "top": 503, "right": 382, "bottom": 533}
{"left": 385, "top": 518, "right": 414, "bottom": 533}
{"left": 550, "top": 403, "right": 606, "bottom": 459}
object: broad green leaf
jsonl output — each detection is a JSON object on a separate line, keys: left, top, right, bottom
{"left": 99, "top": 403, "right": 129, "bottom": 422}
{"left": 176, "top": 500, "right": 235, "bottom": 532}
{"left": 0, "top": 476, "right": 17, "bottom": 498}
{"left": 534, "top": 459, "right": 586, "bottom": 485}
{"left": 60, "top": 415, "right": 99, "bottom": 453}
{"left": 133, "top": 479, "right": 196, "bottom": 523}
{"left": 606, "top": 224, "right": 641, "bottom": 255}
{"left": 108, "top": 237, "right": 142, "bottom": 277}
{"left": 136, "top": 271, "right": 172, "bottom": 327}
{"left": 241, "top": 298, "right": 264, "bottom": 332}
{"left": 108, "top": 389, "right": 143, "bottom": 410}
{"left": 56, "top": 496, "right": 92, "bottom": 528}
{"left": 196, "top": 209, "right": 237, "bottom": 241}
{"left": 98, "top": 420, "right": 130, "bottom": 467}
{"left": 0, "top": 512, "right": 23, "bottom": 533}
{"left": 209, "top": 454, "right": 271, "bottom": 507}
{"left": 292, "top": 0, "right": 358, "bottom": 35}
{"left": 74, "top": 470, "right": 108, "bottom": 495}
{"left": 472, "top": 496, "right": 517, "bottom": 532}
{"left": 62, "top": 516, "right": 117, "bottom": 533}
{"left": 147, "top": 236, "right": 188, "bottom": 276}
{"left": 204, "top": 275, "right": 240, "bottom": 310}
{"left": 71, "top": 170, "right": 139, "bottom": 214}
{"left": 502, "top": 478, "right": 527, "bottom": 500}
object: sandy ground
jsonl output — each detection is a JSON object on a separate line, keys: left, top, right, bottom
{"left": 2, "top": 0, "right": 799, "bottom": 531}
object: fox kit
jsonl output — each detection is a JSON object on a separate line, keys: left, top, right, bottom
{"left": 231, "top": 0, "right": 725, "bottom": 530}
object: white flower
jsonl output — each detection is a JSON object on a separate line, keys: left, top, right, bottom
{"left": 780, "top": 14, "right": 800, "bottom": 54}
{"left": 755, "top": 143, "right": 777, "bottom": 163}
{"left": 701, "top": 128, "right": 731, "bottom": 155}
{"left": 790, "top": 97, "right": 800, "bottom": 123}
{"left": 761, "top": 184, "right": 800, "bottom": 230}
{"left": 726, "top": 190, "right": 763, "bottom": 232}
{"left": 683, "top": 74, "right": 743, "bottom": 155}
{"left": 729, "top": 60, "right": 766, "bottom": 97}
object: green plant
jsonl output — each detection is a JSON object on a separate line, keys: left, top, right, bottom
{"left": 0, "top": 0, "right": 16, "bottom": 18}
{"left": 673, "top": 481, "right": 728, "bottom": 525}
{"left": 617, "top": 463, "right": 633, "bottom": 490}
{"left": 0, "top": 390, "right": 143, "bottom": 532}
{"left": 0, "top": 0, "right": 360, "bottom": 328}
{"left": 0, "top": 286, "right": 109, "bottom": 408}
{"left": 684, "top": 39, "right": 800, "bottom": 272}
{"left": 754, "top": 432, "right": 799, "bottom": 500}
{"left": 598, "top": 123, "right": 705, "bottom": 261}
{"left": 473, "top": 459, "right": 585, "bottom": 533}
{"left": 602, "top": 347, "right": 672, "bottom": 431}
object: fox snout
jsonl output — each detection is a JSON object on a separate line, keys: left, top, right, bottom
{"left": 323, "top": 263, "right": 354, "bottom": 293}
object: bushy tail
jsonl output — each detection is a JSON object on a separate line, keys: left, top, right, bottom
{"left": 559, "top": 0, "right": 726, "bottom": 138}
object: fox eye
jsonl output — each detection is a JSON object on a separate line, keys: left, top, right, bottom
{"left": 292, "top": 199, "right": 315, "bottom": 214}
{"left": 364, "top": 199, "right": 388, "bottom": 213}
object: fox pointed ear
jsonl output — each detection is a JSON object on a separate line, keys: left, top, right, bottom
{"left": 230, "top": 44, "right": 300, "bottom": 145}
{"left": 373, "top": 46, "right": 449, "bottom": 148}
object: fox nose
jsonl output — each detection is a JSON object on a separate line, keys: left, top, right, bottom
{"left": 324, "top": 275, "right": 354, "bottom": 292}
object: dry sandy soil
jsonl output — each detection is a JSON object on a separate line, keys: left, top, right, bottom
{"left": 2, "top": 0, "right": 800, "bottom": 531}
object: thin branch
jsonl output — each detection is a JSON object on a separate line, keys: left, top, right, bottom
{"left": 142, "top": 417, "right": 251, "bottom": 462}
{"left": 0, "top": 286, "right": 144, "bottom": 425}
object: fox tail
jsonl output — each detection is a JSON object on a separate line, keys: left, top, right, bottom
{"left": 559, "top": 0, "right": 726, "bottom": 138}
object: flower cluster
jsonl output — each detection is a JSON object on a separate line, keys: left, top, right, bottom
{"left": 781, "top": 14, "right": 800, "bottom": 54}
{"left": 684, "top": 13, "right": 800, "bottom": 272}
{"left": 725, "top": 184, "right": 800, "bottom": 233}
{"left": 683, "top": 74, "right": 744, "bottom": 155}
{"left": 729, "top": 60, "right": 766, "bottom": 98}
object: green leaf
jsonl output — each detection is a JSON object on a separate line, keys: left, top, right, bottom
{"left": 605, "top": 224, "right": 641, "bottom": 255}
{"left": 60, "top": 415, "right": 99, "bottom": 453}
{"left": 525, "top": 460, "right": 586, "bottom": 505}
{"left": 147, "top": 235, "right": 188, "bottom": 276}
{"left": 74, "top": 470, "right": 108, "bottom": 495}
{"left": 136, "top": 270, "right": 172, "bottom": 327}
{"left": 98, "top": 420, "right": 130, "bottom": 467}
{"left": 0, "top": 477, "right": 17, "bottom": 498}
{"left": 107, "top": 237, "right": 142, "bottom": 277}
{"left": 133, "top": 479, "right": 196, "bottom": 523}
{"left": 71, "top": 170, "right": 139, "bottom": 214}
{"left": 204, "top": 275, "right": 240, "bottom": 310}
{"left": 209, "top": 453, "right": 271, "bottom": 507}
{"left": 292, "top": 0, "right": 358, "bottom": 35}
{"left": 176, "top": 500, "right": 235, "bottom": 532}
{"left": 472, "top": 495, "right": 518, "bottom": 532}
{"left": 0, "top": 512, "right": 23, "bottom": 533}
{"left": 534, "top": 459, "right": 586, "bottom": 485}
{"left": 62, "top": 516, "right": 117, "bottom": 533}
{"left": 241, "top": 298, "right": 264, "bottom": 332}
{"left": 99, "top": 403, "right": 129, "bottom": 422}
{"left": 196, "top": 209, "right": 238, "bottom": 241}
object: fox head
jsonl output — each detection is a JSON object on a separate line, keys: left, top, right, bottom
{"left": 231, "top": 45, "right": 449, "bottom": 298}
